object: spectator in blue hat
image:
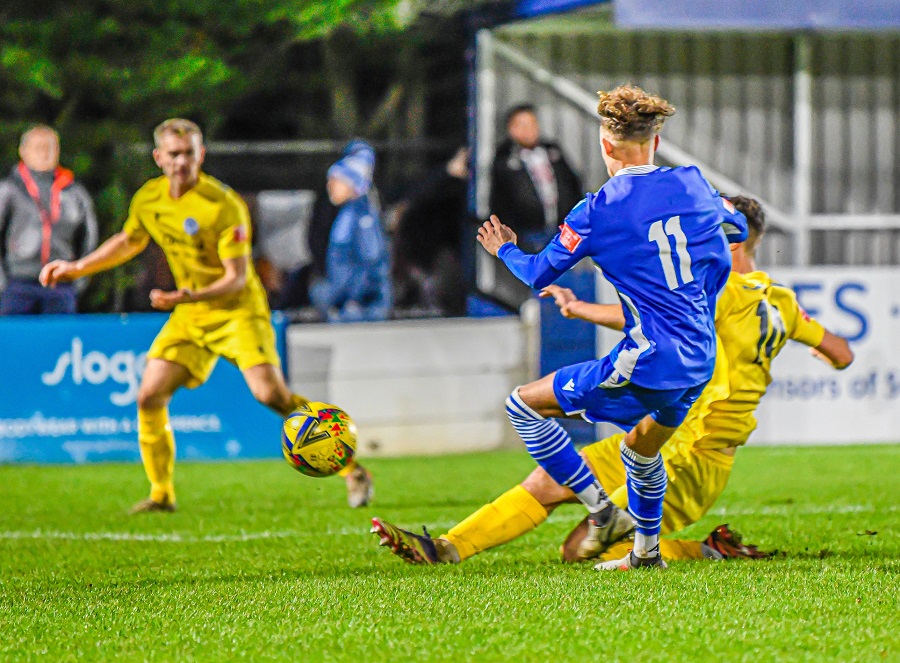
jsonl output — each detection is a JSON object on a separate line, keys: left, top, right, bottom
{"left": 309, "top": 140, "right": 391, "bottom": 322}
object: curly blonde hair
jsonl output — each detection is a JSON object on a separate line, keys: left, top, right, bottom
{"left": 596, "top": 85, "right": 675, "bottom": 142}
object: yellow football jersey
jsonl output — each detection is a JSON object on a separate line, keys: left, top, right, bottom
{"left": 670, "top": 270, "right": 826, "bottom": 452}
{"left": 123, "top": 173, "right": 270, "bottom": 322}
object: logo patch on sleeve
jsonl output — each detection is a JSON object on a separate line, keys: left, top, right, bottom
{"left": 232, "top": 225, "right": 248, "bottom": 243}
{"left": 559, "top": 223, "right": 583, "bottom": 253}
{"left": 722, "top": 198, "right": 736, "bottom": 213}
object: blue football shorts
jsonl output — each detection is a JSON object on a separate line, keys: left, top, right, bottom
{"left": 553, "top": 356, "right": 708, "bottom": 431}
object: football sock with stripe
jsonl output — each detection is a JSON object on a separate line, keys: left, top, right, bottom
{"left": 137, "top": 406, "right": 176, "bottom": 504}
{"left": 620, "top": 440, "right": 666, "bottom": 557}
{"left": 442, "top": 485, "right": 548, "bottom": 561}
{"left": 506, "top": 388, "right": 610, "bottom": 514}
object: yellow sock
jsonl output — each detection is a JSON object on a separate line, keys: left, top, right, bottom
{"left": 607, "top": 484, "right": 629, "bottom": 511}
{"left": 337, "top": 460, "right": 358, "bottom": 477}
{"left": 442, "top": 485, "right": 548, "bottom": 561}
{"left": 138, "top": 407, "right": 176, "bottom": 504}
{"left": 600, "top": 539, "right": 705, "bottom": 561}
{"left": 290, "top": 393, "right": 309, "bottom": 411}
{"left": 659, "top": 539, "right": 704, "bottom": 560}
{"left": 601, "top": 541, "right": 633, "bottom": 561}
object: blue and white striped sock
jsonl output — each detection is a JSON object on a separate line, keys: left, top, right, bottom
{"left": 620, "top": 440, "right": 667, "bottom": 556}
{"left": 505, "top": 388, "right": 609, "bottom": 512}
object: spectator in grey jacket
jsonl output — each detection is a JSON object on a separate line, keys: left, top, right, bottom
{"left": 0, "top": 125, "right": 98, "bottom": 314}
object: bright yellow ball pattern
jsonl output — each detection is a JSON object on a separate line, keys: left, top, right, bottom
{"left": 281, "top": 402, "right": 358, "bottom": 478}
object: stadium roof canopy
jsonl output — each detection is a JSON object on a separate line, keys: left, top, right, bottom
{"left": 511, "top": 0, "right": 900, "bottom": 30}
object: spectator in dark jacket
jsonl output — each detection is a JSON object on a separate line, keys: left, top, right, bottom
{"left": 0, "top": 125, "right": 98, "bottom": 314}
{"left": 309, "top": 140, "right": 391, "bottom": 322}
{"left": 393, "top": 147, "right": 468, "bottom": 317}
{"left": 489, "top": 104, "right": 583, "bottom": 252}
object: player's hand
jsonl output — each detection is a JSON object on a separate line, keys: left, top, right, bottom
{"left": 539, "top": 285, "right": 580, "bottom": 318}
{"left": 150, "top": 288, "right": 193, "bottom": 311}
{"left": 39, "top": 260, "right": 79, "bottom": 288}
{"left": 809, "top": 346, "right": 838, "bottom": 368}
{"left": 477, "top": 215, "right": 517, "bottom": 257}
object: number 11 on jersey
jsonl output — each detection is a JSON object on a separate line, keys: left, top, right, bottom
{"left": 649, "top": 216, "right": 694, "bottom": 290}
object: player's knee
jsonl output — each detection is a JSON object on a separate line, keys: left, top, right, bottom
{"left": 506, "top": 386, "right": 537, "bottom": 422}
{"left": 137, "top": 387, "right": 169, "bottom": 411}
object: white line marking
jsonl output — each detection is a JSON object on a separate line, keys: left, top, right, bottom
{"left": 0, "top": 530, "right": 300, "bottom": 543}
{"left": 1, "top": 505, "right": 894, "bottom": 544}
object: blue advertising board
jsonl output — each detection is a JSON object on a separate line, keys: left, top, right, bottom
{"left": 0, "top": 313, "right": 286, "bottom": 464}
{"left": 615, "top": 0, "right": 900, "bottom": 30}
{"left": 515, "top": 0, "right": 608, "bottom": 18}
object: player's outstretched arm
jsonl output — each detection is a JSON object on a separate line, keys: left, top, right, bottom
{"left": 150, "top": 255, "right": 248, "bottom": 311}
{"left": 539, "top": 285, "right": 625, "bottom": 330}
{"left": 809, "top": 330, "right": 854, "bottom": 370}
{"left": 40, "top": 231, "right": 148, "bottom": 287}
{"left": 478, "top": 213, "right": 583, "bottom": 290}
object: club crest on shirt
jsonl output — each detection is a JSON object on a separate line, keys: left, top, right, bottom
{"left": 232, "top": 225, "right": 248, "bottom": 243}
{"left": 559, "top": 222, "right": 583, "bottom": 253}
{"left": 183, "top": 217, "right": 199, "bottom": 236}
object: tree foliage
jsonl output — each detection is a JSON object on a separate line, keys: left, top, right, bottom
{"left": 0, "top": 0, "right": 432, "bottom": 309}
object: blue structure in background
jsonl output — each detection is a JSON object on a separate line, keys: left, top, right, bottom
{"left": 616, "top": 0, "right": 900, "bottom": 30}
{"left": 0, "top": 313, "right": 286, "bottom": 464}
{"left": 515, "top": 0, "right": 608, "bottom": 18}
{"left": 512, "top": 0, "right": 900, "bottom": 28}
{"left": 538, "top": 270, "right": 597, "bottom": 444}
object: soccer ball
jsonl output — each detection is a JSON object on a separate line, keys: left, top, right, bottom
{"left": 281, "top": 402, "right": 358, "bottom": 477}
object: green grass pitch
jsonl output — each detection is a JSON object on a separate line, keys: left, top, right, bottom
{"left": 1, "top": 445, "right": 897, "bottom": 661}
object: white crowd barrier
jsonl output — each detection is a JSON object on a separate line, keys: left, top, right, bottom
{"left": 286, "top": 316, "right": 536, "bottom": 457}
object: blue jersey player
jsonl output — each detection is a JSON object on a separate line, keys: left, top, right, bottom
{"left": 477, "top": 85, "right": 748, "bottom": 570}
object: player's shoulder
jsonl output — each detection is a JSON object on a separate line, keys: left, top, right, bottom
{"left": 560, "top": 193, "right": 595, "bottom": 232}
{"left": 764, "top": 277, "right": 802, "bottom": 308}
{"left": 194, "top": 173, "right": 234, "bottom": 200}
{"left": 197, "top": 174, "right": 248, "bottom": 212}
{"left": 734, "top": 271, "right": 799, "bottom": 305}
{"left": 719, "top": 271, "right": 767, "bottom": 307}
{"left": 131, "top": 176, "right": 167, "bottom": 206}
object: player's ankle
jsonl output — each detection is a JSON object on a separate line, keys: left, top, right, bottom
{"left": 434, "top": 538, "right": 461, "bottom": 564}
{"left": 633, "top": 532, "right": 660, "bottom": 558}
{"left": 588, "top": 502, "right": 613, "bottom": 526}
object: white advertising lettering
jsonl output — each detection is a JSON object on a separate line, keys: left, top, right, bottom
{"left": 41, "top": 338, "right": 146, "bottom": 406}
{"left": 754, "top": 268, "right": 900, "bottom": 445}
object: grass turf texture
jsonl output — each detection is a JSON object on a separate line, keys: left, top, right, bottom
{"left": 1, "top": 445, "right": 897, "bottom": 662}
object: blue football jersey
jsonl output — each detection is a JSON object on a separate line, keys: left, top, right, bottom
{"left": 497, "top": 165, "right": 748, "bottom": 390}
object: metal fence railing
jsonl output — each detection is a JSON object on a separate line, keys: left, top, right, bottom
{"left": 476, "top": 26, "right": 900, "bottom": 268}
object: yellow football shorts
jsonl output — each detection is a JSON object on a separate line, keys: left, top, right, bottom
{"left": 147, "top": 311, "right": 281, "bottom": 388}
{"left": 581, "top": 433, "right": 734, "bottom": 534}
